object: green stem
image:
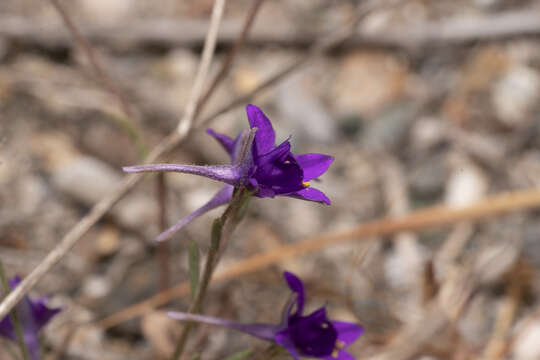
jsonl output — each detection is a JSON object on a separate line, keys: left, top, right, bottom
{"left": 0, "top": 262, "right": 30, "bottom": 360}
{"left": 170, "top": 189, "right": 251, "bottom": 360}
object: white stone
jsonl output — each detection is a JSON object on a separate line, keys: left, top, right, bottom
{"left": 445, "top": 162, "right": 488, "bottom": 208}
{"left": 81, "top": 275, "right": 111, "bottom": 300}
{"left": 492, "top": 65, "right": 540, "bottom": 127}
{"left": 513, "top": 321, "right": 540, "bottom": 360}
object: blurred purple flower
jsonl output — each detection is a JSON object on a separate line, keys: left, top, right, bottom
{"left": 0, "top": 276, "right": 61, "bottom": 360}
{"left": 123, "top": 104, "right": 333, "bottom": 242}
{"left": 168, "top": 271, "right": 363, "bottom": 359}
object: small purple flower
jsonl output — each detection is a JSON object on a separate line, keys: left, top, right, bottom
{"left": 0, "top": 276, "right": 61, "bottom": 360}
{"left": 124, "top": 104, "right": 334, "bottom": 242}
{"left": 168, "top": 272, "right": 363, "bottom": 359}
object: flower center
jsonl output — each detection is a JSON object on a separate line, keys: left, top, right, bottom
{"left": 302, "top": 181, "right": 310, "bottom": 187}
{"left": 289, "top": 313, "right": 337, "bottom": 356}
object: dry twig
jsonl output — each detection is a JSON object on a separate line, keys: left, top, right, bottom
{"left": 97, "top": 187, "right": 540, "bottom": 329}
{"left": 480, "top": 264, "right": 523, "bottom": 360}
{"left": 47, "top": 0, "right": 146, "bottom": 155}
{"left": 3, "top": 9, "right": 540, "bottom": 51}
{"left": 195, "top": 0, "right": 266, "bottom": 120}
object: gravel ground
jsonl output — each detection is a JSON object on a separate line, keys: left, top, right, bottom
{"left": 2, "top": 0, "right": 540, "bottom": 359}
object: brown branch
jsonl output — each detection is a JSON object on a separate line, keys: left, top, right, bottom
{"left": 195, "top": 0, "right": 266, "bottom": 120}
{"left": 3, "top": 10, "right": 540, "bottom": 51}
{"left": 97, "top": 187, "right": 540, "bottom": 329}
{"left": 48, "top": 0, "right": 139, "bottom": 133}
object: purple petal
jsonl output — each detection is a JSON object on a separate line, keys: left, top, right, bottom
{"left": 294, "top": 153, "right": 334, "bottom": 181}
{"left": 253, "top": 141, "right": 304, "bottom": 195}
{"left": 122, "top": 164, "right": 243, "bottom": 186}
{"left": 255, "top": 139, "right": 292, "bottom": 165}
{"left": 246, "top": 105, "right": 275, "bottom": 157}
{"left": 283, "top": 272, "right": 305, "bottom": 317}
{"left": 0, "top": 276, "right": 61, "bottom": 355}
{"left": 275, "top": 329, "right": 300, "bottom": 360}
{"left": 0, "top": 316, "right": 14, "bottom": 339}
{"left": 8, "top": 276, "right": 22, "bottom": 289}
{"left": 167, "top": 312, "right": 278, "bottom": 342}
{"left": 332, "top": 321, "right": 364, "bottom": 346}
{"left": 207, "top": 129, "right": 237, "bottom": 158}
{"left": 156, "top": 185, "right": 233, "bottom": 242}
{"left": 287, "top": 187, "right": 331, "bottom": 205}
{"left": 31, "top": 297, "right": 62, "bottom": 330}
{"left": 323, "top": 350, "right": 356, "bottom": 360}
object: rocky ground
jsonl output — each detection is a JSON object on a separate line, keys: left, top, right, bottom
{"left": 2, "top": 0, "right": 540, "bottom": 359}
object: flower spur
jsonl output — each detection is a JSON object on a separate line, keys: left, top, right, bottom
{"left": 123, "top": 104, "right": 334, "bottom": 242}
{"left": 168, "top": 271, "right": 363, "bottom": 359}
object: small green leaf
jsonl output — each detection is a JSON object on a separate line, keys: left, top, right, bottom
{"left": 191, "top": 354, "right": 201, "bottom": 360}
{"left": 224, "top": 349, "right": 252, "bottom": 360}
{"left": 211, "top": 218, "right": 223, "bottom": 251}
{"left": 188, "top": 240, "right": 200, "bottom": 300}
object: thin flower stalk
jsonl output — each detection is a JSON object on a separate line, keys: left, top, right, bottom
{"left": 170, "top": 188, "right": 252, "bottom": 360}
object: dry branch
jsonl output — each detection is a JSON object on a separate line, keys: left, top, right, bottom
{"left": 2, "top": 10, "right": 540, "bottom": 52}
{"left": 98, "top": 187, "right": 540, "bottom": 329}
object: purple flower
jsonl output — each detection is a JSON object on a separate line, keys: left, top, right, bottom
{"left": 168, "top": 272, "right": 363, "bottom": 359}
{"left": 123, "top": 104, "right": 333, "bottom": 242}
{"left": 0, "top": 276, "right": 61, "bottom": 360}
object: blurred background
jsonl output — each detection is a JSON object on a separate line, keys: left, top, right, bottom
{"left": 2, "top": 0, "right": 540, "bottom": 359}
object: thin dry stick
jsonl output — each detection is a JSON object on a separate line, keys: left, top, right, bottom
{"left": 6, "top": 8, "right": 540, "bottom": 50}
{"left": 98, "top": 187, "right": 540, "bottom": 329}
{"left": 198, "top": 21, "right": 355, "bottom": 129}
{"left": 0, "top": 0, "right": 226, "bottom": 322}
{"left": 195, "top": 0, "right": 266, "bottom": 120}
{"left": 157, "top": 173, "right": 170, "bottom": 291}
{"left": 480, "top": 265, "right": 523, "bottom": 360}
{"left": 176, "top": 0, "right": 227, "bottom": 138}
{"left": 47, "top": 0, "right": 146, "bottom": 155}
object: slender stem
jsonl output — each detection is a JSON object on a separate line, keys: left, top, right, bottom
{"left": 157, "top": 173, "right": 170, "bottom": 291}
{"left": 47, "top": 0, "right": 148, "bottom": 158}
{"left": 195, "top": 0, "right": 266, "bottom": 120}
{"left": 0, "top": 262, "right": 30, "bottom": 360}
{"left": 170, "top": 189, "right": 251, "bottom": 360}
